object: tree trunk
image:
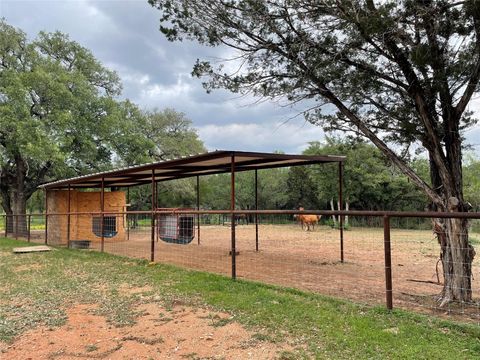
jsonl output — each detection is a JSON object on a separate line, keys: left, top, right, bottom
{"left": 329, "top": 199, "right": 337, "bottom": 227}
{"left": 345, "top": 201, "right": 349, "bottom": 227}
{"left": 0, "top": 179, "right": 14, "bottom": 234}
{"left": 1, "top": 155, "right": 30, "bottom": 237}
{"left": 5, "top": 209, "right": 14, "bottom": 235}
{"left": 2, "top": 192, "right": 28, "bottom": 237}
{"left": 12, "top": 192, "right": 28, "bottom": 237}
{"left": 428, "top": 152, "right": 475, "bottom": 305}
{"left": 434, "top": 216, "right": 475, "bottom": 306}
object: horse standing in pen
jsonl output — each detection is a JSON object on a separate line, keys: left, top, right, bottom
{"left": 294, "top": 207, "right": 321, "bottom": 231}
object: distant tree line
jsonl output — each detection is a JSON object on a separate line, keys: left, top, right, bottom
{"left": 114, "top": 138, "right": 480, "bottom": 218}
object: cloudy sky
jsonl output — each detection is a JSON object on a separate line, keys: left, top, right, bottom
{"left": 1, "top": 0, "right": 326, "bottom": 154}
{"left": 2, "top": 0, "right": 480, "bottom": 155}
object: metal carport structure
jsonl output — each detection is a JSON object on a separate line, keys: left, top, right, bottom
{"left": 39, "top": 150, "right": 346, "bottom": 277}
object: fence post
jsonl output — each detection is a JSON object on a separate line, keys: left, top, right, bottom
{"left": 127, "top": 213, "right": 130, "bottom": 241}
{"left": 255, "top": 169, "right": 259, "bottom": 252}
{"left": 197, "top": 175, "right": 200, "bottom": 245}
{"left": 339, "top": 162, "right": 344, "bottom": 263}
{"left": 383, "top": 215, "right": 393, "bottom": 310}
{"left": 15, "top": 214, "right": 18, "bottom": 240}
{"left": 150, "top": 170, "right": 155, "bottom": 262}
{"left": 27, "top": 214, "right": 31, "bottom": 242}
{"left": 100, "top": 178, "right": 105, "bottom": 253}
{"left": 231, "top": 154, "right": 236, "bottom": 280}
{"left": 67, "top": 185, "right": 71, "bottom": 248}
{"left": 4, "top": 215, "right": 7, "bottom": 238}
{"left": 44, "top": 189, "right": 48, "bottom": 245}
{"left": 126, "top": 187, "right": 130, "bottom": 241}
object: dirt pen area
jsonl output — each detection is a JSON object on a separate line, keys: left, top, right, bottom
{"left": 85, "top": 223, "right": 480, "bottom": 320}
{"left": 3, "top": 303, "right": 292, "bottom": 359}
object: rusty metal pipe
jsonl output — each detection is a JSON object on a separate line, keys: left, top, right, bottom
{"left": 67, "top": 185, "right": 71, "bottom": 248}
{"left": 384, "top": 215, "right": 393, "bottom": 310}
{"left": 27, "top": 214, "right": 31, "bottom": 243}
{"left": 339, "top": 162, "right": 344, "bottom": 263}
{"left": 150, "top": 170, "right": 155, "bottom": 262}
{"left": 197, "top": 175, "right": 200, "bottom": 245}
{"left": 100, "top": 177, "right": 105, "bottom": 252}
{"left": 255, "top": 169, "right": 259, "bottom": 252}
{"left": 231, "top": 154, "right": 236, "bottom": 280}
{"left": 10, "top": 209, "right": 480, "bottom": 220}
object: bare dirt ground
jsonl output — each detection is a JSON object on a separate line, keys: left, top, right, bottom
{"left": 29, "top": 224, "right": 480, "bottom": 321}
{"left": 1, "top": 303, "right": 292, "bottom": 360}
{"left": 90, "top": 224, "right": 480, "bottom": 321}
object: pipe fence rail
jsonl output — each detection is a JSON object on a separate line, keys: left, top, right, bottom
{"left": 2, "top": 209, "right": 480, "bottom": 322}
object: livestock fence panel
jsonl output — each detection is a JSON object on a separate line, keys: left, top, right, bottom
{"left": 2, "top": 210, "right": 480, "bottom": 322}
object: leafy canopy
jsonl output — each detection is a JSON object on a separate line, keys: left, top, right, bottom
{"left": 150, "top": 0, "right": 480, "bottom": 208}
{"left": 0, "top": 20, "right": 205, "bottom": 215}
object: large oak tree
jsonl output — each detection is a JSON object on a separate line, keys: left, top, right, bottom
{"left": 0, "top": 21, "right": 151, "bottom": 232}
{"left": 149, "top": 0, "right": 480, "bottom": 305}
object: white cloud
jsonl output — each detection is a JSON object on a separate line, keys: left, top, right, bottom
{"left": 198, "top": 121, "right": 325, "bottom": 153}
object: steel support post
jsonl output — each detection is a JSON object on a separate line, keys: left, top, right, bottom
{"left": 150, "top": 170, "right": 155, "bottom": 262}
{"left": 384, "top": 215, "right": 393, "bottom": 310}
{"left": 339, "top": 162, "right": 344, "bottom": 263}
{"left": 255, "top": 169, "right": 259, "bottom": 252}
{"left": 100, "top": 178, "right": 105, "bottom": 252}
{"left": 231, "top": 154, "right": 236, "bottom": 279}
{"left": 197, "top": 175, "right": 200, "bottom": 245}
{"left": 67, "top": 185, "right": 71, "bottom": 248}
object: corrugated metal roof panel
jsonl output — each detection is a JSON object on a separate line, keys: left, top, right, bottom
{"left": 39, "top": 150, "right": 345, "bottom": 189}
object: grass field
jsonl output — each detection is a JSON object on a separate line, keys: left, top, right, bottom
{"left": 1, "top": 238, "right": 480, "bottom": 359}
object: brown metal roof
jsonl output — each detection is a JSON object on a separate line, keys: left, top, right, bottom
{"left": 39, "top": 150, "right": 345, "bottom": 189}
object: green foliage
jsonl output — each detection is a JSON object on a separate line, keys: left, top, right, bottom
{"left": 303, "top": 138, "right": 428, "bottom": 211}
{"left": 0, "top": 20, "right": 152, "bottom": 214}
{"left": 285, "top": 166, "right": 319, "bottom": 209}
{"left": 0, "top": 20, "right": 206, "bottom": 216}
{"left": 149, "top": 0, "right": 478, "bottom": 213}
{"left": 124, "top": 109, "right": 205, "bottom": 211}
{"left": 141, "top": 108, "right": 205, "bottom": 161}
{"left": 190, "top": 167, "right": 290, "bottom": 211}
{"left": 324, "top": 218, "right": 350, "bottom": 230}
{"left": 463, "top": 152, "right": 480, "bottom": 211}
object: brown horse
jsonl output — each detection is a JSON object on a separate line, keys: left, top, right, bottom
{"left": 294, "top": 207, "right": 321, "bottom": 231}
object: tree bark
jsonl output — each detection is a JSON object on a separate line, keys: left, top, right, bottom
{"left": 1, "top": 156, "right": 31, "bottom": 237}
{"left": 329, "top": 199, "right": 337, "bottom": 227}
{"left": 345, "top": 201, "right": 349, "bottom": 227}
{"left": 12, "top": 191, "right": 28, "bottom": 236}
{"left": 434, "top": 214, "right": 475, "bottom": 305}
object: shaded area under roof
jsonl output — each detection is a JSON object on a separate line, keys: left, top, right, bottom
{"left": 39, "top": 150, "right": 345, "bottom": 190}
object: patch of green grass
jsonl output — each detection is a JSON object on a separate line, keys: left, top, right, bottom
{"left": 200, "top": 313, "right": 234, "bottom": 327}
{"left": 85, "top": 344, "right": 98, "bottom": 352}
{"left": 469, "top": 236, "right": 480, "bottom": 245}
{"left": 1, "top": 237, "right": 480, "bottom": 359}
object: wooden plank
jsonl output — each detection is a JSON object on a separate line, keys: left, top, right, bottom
{"left": 13, "top": 246, "right": 52, "bottom": 253}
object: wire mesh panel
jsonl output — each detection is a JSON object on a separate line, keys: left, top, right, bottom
{"left": 233, "top": 214, "right": 386, "bottom": 305}
{"left": 0, "top": 215, "right": 6, "bottom": 238}
{"left": 46, "top": 214, "right": 65, "bottom": 246}
{"left": 2, "top": 210, "right": 480, "bottom": 323}
{"left": 153, "top": 210, "right": 231, "bottom": 276}
{"left": 157, "top": 209, "right": 195, "bottom": 244}
{"left": 391, "top": 217, "right": 480, "bottom": 321}
{"left": 93, "top": 213, "right": 151, "bottom": 260}
{"left": 29, "top": 214, "right": 46, "bottom": 244}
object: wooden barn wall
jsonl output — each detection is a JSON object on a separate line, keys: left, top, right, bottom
{"left": 47, "top": 190, "right": 126, "bottom": 245}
